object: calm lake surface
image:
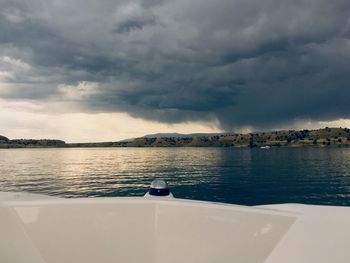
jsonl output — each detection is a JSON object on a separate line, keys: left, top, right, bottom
{"left": 1, "top": 147, "right": 350, "bottom": 206}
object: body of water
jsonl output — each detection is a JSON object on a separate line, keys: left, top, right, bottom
{"left": 1, "top": 147, "right": 350, "bottom": 206}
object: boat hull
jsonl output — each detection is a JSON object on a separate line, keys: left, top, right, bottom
{"left": 1, "top": 193, "right": 349, "bottom": 263}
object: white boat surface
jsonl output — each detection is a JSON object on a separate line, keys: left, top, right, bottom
{"left": 1, "top": 189, "right": 350, "bottom": 263}
{"left": 260, "top": 146, "right": 271, "bottom": 149}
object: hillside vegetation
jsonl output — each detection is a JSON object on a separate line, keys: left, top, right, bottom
{"left": 127, "top": 127, "right": 350, "bottom": 147}
{"left": 1, "top": 128, "right": 350, "bottom": 148}
{"left": 0, "top": 136, "right": 66, "bottom": 148}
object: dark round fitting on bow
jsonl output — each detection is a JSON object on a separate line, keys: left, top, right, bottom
{"left": 149, "top": 179, "right": 170, "bottom": 196}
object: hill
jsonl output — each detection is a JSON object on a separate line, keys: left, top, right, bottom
{"left": 126, "top": 128, "right": 350, "bottom": 147}
{"left": 119, "top": 132, "right": 227, "bottom": 142}
{"left": 1, "top": 127, "right": 350, "bottom": 148}
{"left": 143, "top": 133, "right": 227, "bottom": 138}
{"left": 0, "top": 137, "right": 66, "bottom": 148}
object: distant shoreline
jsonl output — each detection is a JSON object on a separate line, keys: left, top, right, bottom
{"left": 1, "top": 127, "right": 350, "bottom": 149}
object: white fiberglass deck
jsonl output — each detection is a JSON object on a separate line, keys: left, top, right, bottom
{"left": 1, "top": 192, "right": 350, "bottom": 263}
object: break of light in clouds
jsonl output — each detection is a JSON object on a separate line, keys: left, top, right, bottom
{"left": 1, "top": 0, "right": 350, "bottom": 141}
{"left": 0, "top": 99, "right": 222, "bottom": 142}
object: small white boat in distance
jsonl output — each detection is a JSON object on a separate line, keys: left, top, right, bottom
{"left": 1, "top": 180, "right": 350, "bottom": 263}
{"left": 260, "top": 145, "right": 271, "bottom": 149}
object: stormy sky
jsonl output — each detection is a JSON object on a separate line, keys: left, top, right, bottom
{"left": 1, "top": 0, "right": 350, "bottom": 141}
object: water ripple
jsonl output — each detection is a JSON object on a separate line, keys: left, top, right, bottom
{"left": 1, "top": 147, "right": 350, "bottom": 205}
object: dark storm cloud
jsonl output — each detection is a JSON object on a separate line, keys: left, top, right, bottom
{"left": 1, "top": 0, "right": 350, "bottom": 130}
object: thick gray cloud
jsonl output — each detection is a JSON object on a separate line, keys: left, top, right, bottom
{"left": 1, "top": 0, "right": 350, "bottom": 130}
